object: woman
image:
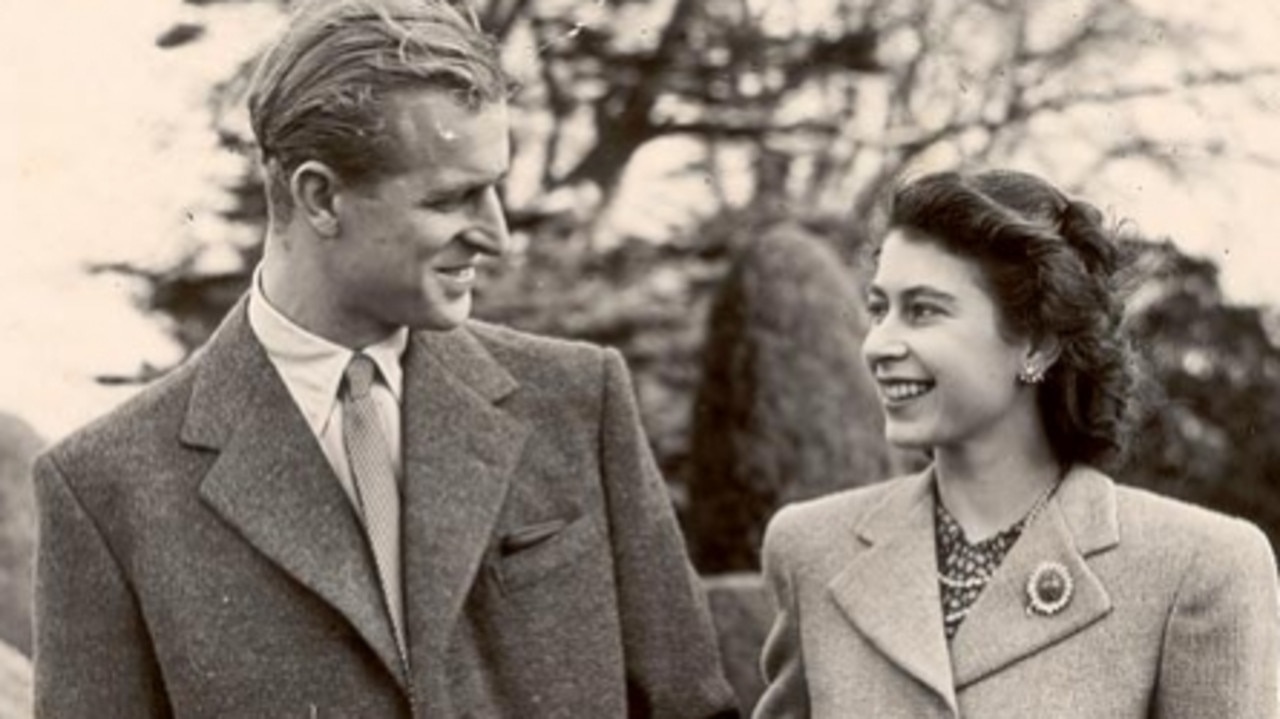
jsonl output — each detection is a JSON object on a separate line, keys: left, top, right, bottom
{"left": 753, "top": 170, "right": 1279, "bottom": 718}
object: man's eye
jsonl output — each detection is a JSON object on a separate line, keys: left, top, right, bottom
{"left": 424, "top": 187, "right": 487, "bottom": 212}
{"left": 424, "top": 196, "right": 464, "bottom": 211}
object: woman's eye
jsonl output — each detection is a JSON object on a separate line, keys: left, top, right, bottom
{"left": 865, "top": 300, "right": 887, "bottom": 323}
{"left": 907, "top": 303, "right": 941, "bottom": 321}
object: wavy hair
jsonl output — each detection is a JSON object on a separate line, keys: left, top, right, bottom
{"left": 887, "top": 170, "right": 1139, "bottom": 469}
{"left": 247, "top": 0, "right": 510, "bottom": 222}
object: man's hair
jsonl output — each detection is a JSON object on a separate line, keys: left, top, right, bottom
{"left": 885, "top": 170, "right": 1141, "bottom": 470}
{"left": 247, "top": 0, "right": 510, "bottom": 223}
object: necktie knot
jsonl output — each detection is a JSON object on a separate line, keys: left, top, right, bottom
{"left": 344, "top": 353, "right": 377, "bottom": 400}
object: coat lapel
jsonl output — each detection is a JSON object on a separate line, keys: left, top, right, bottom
{"left": 182, "top": 300, "right": 406, "bottom": 686}
{"left": 827, "top": 470, "right": 959, "bottom": 714}
{"left": 399, "top": 326, "right": 530, "bottom": 681}
{"left": 949, "top": 465, "right": 1119, "bottom": 689}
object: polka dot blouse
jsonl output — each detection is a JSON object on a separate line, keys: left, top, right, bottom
{"left": 934, "top": 498, "right": 1028, "bottom": 640}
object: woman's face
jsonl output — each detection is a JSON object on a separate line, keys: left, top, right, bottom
{"left": 862, "top": 228, "right": 1036, "bottom": 453}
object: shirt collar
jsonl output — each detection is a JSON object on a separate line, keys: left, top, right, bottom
{"left": 247, "top": 265, "right": 409, "bottom": 436}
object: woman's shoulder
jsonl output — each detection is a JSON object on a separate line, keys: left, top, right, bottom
{"left": 762, "top": 474, "right": 921, "bottom": 559}
{"left": 1115, "top": 483, "right": 1267, "bottom": 543}
{"left": 1112, "top": 482, "right": 1275, "bottom": 573}
{"left": 771, "top": 478, "right": 898, "bottom": 527}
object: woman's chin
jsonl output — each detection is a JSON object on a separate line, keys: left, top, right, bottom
{"left": 884, "top": 426, "right": 933, "bottom": 451}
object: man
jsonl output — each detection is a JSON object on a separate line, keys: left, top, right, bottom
{"left": 32, "top": 1, "right": 737, "bottom": 716}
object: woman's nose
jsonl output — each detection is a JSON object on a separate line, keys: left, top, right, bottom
{"left": 861, "top": 315, "right": 908, "bottom": 368}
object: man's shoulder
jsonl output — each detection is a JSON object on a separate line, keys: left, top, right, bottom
{"left": 464, "top": 320, "right": 602, "bottom": 362}
{"left": 461, "top": 320, "right": 610, "bottom": 386}
{"left": 43, "top": 354, "right": 202, "bottom": 470}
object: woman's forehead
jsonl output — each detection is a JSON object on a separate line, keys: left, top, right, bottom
{"left": 872, "top": 228, "right": 987, "bottom": 295}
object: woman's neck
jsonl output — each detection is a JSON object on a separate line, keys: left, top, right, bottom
{"left": 934, "top": 438, "right": 1062, "bottom": 542}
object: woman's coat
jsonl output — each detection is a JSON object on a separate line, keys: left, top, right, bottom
{"left": 753, "top": 465, "right": 1279, "bottom": 718}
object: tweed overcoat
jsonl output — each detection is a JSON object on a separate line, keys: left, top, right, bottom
{"left": 752, "top": 465, "right": 1279, "bottom": 718}
{"left": 33, "top": 300, "right": 737, "bottom": 718}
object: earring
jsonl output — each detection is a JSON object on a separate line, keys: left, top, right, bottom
{"left": 1018, "top": 365, "right": 1046, "bottom": 385}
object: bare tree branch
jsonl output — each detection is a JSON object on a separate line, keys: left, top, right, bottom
{"left": 1017, "top": 66, "right": 1280, "bottom": 118}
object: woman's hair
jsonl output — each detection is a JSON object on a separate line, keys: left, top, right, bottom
{"left": 886, "top": 169, "right": 1138, "bottom": 469}
{"left": 247, "top": 0, "right": 511, "bottom": 223}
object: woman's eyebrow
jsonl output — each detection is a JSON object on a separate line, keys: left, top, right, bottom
{"left": 902, "top": 286, "right": 957, "bottom": 304}
{"left": 868, "top": 284, "right": 956, "bottom": 303}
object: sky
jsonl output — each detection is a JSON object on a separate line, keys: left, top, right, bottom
{"left": 3, "top": 0, "right": 1279, "bottom": 442}
{"left": 2, "top": 0, "right": 282, "bottom": 440}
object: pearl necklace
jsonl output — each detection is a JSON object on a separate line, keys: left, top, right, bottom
{"left": 936, "top": 479, "right": 1061, "bottom": 591}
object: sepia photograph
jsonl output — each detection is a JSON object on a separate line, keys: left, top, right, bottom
{"left": 3, "top": 0, "right": 1279, "bottom": 715}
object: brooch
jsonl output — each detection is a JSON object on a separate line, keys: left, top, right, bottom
{"left": 1026, "top": 561, "right": 1073, "bottom": 616}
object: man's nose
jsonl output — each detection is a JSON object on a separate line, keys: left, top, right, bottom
{"left": 463, "top": 187, "right": 510, "bottom": 257}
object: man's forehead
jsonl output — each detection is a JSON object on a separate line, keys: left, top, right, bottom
{"left": 386, "top": 89, "right": 508, "bottom": 134}
{"left": 374, "top": 90, "right": 509, "bottom": 188}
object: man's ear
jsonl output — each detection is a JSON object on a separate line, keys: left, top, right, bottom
{"left": 290, "top": 160, "right": 342, "bottom": 237}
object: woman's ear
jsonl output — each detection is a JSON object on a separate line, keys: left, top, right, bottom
{"left": 290, "top": 160, "right": 341, "bottom": 237}
{"left": 1024, "top": 333, "right": 1063, "bottom": 379}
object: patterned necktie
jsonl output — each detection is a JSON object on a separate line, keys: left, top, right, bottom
{"left": 341, "top": 353, "right": 408, "bottom": 667}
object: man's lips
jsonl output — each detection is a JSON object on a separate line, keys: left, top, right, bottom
{"left": 434, "top": 265, "right": 476, "bottom": 282}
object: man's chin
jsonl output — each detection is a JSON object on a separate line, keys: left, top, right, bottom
{"left": 408, "top": 317, "right": 467, "bottom": 333}
{"left": 406, "top": 299, "right": 472, "bottom": 332}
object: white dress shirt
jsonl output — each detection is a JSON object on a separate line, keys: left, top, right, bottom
{"left": 246, "top": 268, "right": 409, "bottom": 510}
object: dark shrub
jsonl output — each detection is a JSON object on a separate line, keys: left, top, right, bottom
{"left": 687, "top": 223, "right": 889, "bottom": 572}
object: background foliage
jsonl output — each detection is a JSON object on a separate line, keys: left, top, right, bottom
{"left": 74, "top": 0, "right": 1280, "bottom": 570}
{"left": 0, "top": 414, "right": 41, "bottom": 656}
{"left": 687, "top": 219, "right": 888, "bottom": 573}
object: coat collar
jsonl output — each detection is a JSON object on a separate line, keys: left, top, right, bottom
{"left": 182, "top": 298, "right": 530, "bottom": 693}
{"left": 398, "top": 325, "right": 529, "bottom": 681}
{"left": 827, "top": 470, "right": 957, "bottom": 712}
{"left": 949, "top": 465, "right": 1117, "bottom": 688}
{"left": 827, "top": 465, "right": 1120, "bottom": 710}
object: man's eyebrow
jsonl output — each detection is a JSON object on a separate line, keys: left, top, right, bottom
{"left": 420, "top": 176, "right": 506, "bottom": 202}
{"left": 425, "top": 170, "right": 509, "bottom": 196}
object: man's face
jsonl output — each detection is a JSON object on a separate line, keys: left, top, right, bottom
{"left": 321, "top": 89, "right": 510, "bottom": 345}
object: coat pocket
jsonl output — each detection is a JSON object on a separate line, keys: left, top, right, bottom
{"left": 495, "top": 514, "right": 602, "bottom": 592}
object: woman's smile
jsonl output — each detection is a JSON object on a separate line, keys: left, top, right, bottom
{"left": 878, "top": 378, "right": 935, "bottom": 404}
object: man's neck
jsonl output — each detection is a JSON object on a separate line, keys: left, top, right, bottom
{"left": 259, "top": 241, "right": 393, "bottom": 350}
